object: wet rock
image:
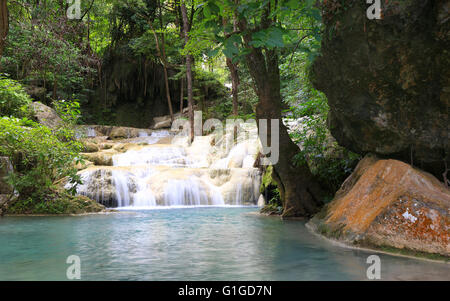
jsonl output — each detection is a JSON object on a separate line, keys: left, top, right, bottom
{"left": 109, "top": 126, "right": 151, "bottom": 139}
{"left": 74, "top": 167, "right": 137, "bottom": 207}
{"left": 29, "top": 102, "right": 64, "bottom": 129}
{"left": 153, "top": 115, "right": 172, "bottom": 130}
{"left": 100, "top": 143, "right": 114, "bottom": 150}
{"left": 309, "top": 154, "right": 450, "bottom": 257}
{"left": 152, "top": 111, "right": 190, "bottom": 130}
{"left": 82, "top": 125, "right": 113, "bottom": 137}
{"left": 75, "top": 125, "right": 103, "bottom": 138}
{"left": 82, "top": 142, "right": 100, "bottom": 153}
{"left": 81, "top": 152, "right": 115, "bottom": 166}
{"left": 312, "top": 0, "right": 450, "bottom": 178}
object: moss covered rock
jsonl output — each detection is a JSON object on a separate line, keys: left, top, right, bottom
{"left": 6, "top": 188, "right": 104, "bottom": 215}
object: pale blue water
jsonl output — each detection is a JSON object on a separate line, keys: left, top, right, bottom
{"left": 0, "top": 207, "right": 448, "bottom": 281}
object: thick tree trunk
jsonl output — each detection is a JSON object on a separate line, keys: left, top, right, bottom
{"left": 0, "top": 0, "right": 8, "bottom": 58}
{"left": 255, "top": 63, "right": 324, "bottom": 218}
{"left": 181, "top": 2, "right": 194, "bottom": 142}
{"left": 270, "top": 121, "right": 325, "bottom": 217}
{"left": 239, "top": 22, "right": 324, "bottom": 217}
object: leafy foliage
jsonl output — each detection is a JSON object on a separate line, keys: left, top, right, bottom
{"left": 53, "top": 99, "right": 82, "bottom": 125}
{"left": 0, "top": 76, "right": 33, "bottom": 118}
{"left": 0, "top": 117, "right": 83, "bottom": 200}
{"left": 2, "top": 1, "right": 99, "bottom": 104}
{"left": 191, "top": 0, "right": 322, "bottom": 63}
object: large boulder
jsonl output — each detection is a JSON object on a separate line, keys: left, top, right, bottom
{"left": 29, "top": 102, "right": 64, "bottom": 129}
{"left": 308, "top": 154, "right": 450, "bottom": 257}
{"left": 152, "top": 110, "right": 188, "bottom": 130}
{"left": 152, "top": 115, "right": 173, "bottom": 130}
{"left": 312, "top": 0, "right": 449, "bottom": 178}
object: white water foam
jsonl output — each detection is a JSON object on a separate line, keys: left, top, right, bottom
{"left": 76, "top": 129, "right": 262, "bottom": 208}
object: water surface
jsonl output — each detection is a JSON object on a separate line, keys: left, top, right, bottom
{"left": 0, "top": 207, "right": 448, "bottom": 280}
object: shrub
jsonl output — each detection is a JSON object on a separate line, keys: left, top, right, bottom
{"left": 53, "top": 99, "right": 82, "bottom": 125}
{"left": 0, "top": 76, "right": 33, "bottom": 118}
{"left": 0, "top": 117, "right": 83, "bottom": 199}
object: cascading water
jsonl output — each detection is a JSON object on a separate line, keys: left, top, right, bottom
{"left": 74, "top": 128, "right": 262, "bottom": 208}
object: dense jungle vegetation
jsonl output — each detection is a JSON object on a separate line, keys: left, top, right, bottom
{"left": 0, "top": 0, "right": 360, "bottom": 216}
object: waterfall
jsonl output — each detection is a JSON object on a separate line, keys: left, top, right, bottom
{"left": 86, "top": 127, "right": 96, "bottom": 137}
{"left": 111, "top": 170, "right": 132, "bottom": 207}
{"left": 74, "top": 129, "right": 262, "bottom": 208}
{"left": 112, "top": 146, "right": 191, "bottom": 167}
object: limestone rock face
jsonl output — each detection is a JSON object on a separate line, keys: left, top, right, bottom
{"left": 29, "top": 102, "right": 64, "bottom": 129}
{"left": 312, "top": 0, "right": 449, "bottom": 178}
{"left": 309, "top": 155, "right": 450, "bottom": 257}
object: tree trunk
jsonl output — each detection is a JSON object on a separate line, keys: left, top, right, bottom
{"left": 256, "top": 58, "right": 323, "bottom": 217}
{"left": 180, "top": 76, "right": 184, "bottom": 114}
{"left": 0, "top": 0, "right": 8, "bottom": 59}
{"left": 181, "top": 2, "right": 194, "bottom": 142}
{"left": 239, "top": 20, "right": 324, "bottom": 217}
{"left": 158, "top": 0, "right": 174, "bottom": 121}
{"left": 53, "top": 79, "right": 58, "bottom": 99}
{"left": 162, "top": 65, "right": 174, "bottom": 121}
{"left": 147, "top": 2, "right": 174, "bottom": 122}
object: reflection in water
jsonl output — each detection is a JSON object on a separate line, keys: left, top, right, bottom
{"left": 0, "top": 208, "right": 448, "bottom": 281}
